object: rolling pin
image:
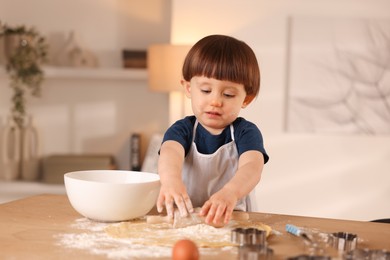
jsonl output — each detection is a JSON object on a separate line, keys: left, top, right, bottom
{"left": 146, "top": 208, "right": 249, "bottom": 228}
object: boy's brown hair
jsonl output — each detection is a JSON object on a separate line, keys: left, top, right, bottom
{"left": 182, "top": 34, "right": 260, "bottom": 97}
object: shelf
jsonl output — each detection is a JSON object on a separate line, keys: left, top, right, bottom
{"left": 44, "top": 66, "right": 148, "bottom": 80}
{"left": 0, "top": 66, "right": 148, "bottom": 81}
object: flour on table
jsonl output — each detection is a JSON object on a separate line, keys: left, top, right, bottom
{"left": 56, "top": 218, "right": 172, "bottom": 259}
{"left": 56, "top": 218, "right": 237, "bottom": 259}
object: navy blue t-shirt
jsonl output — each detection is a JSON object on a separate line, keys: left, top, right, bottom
{"left": 162, "top": 116, "right": 269, "bottom": 163}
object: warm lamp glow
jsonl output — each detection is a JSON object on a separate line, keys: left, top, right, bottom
{"left": 147, "top": 44, "right": 191, "bottom": 92}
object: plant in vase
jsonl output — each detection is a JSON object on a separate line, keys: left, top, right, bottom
{"left": 0, "top": 22, "right": 48, "bottom": 180}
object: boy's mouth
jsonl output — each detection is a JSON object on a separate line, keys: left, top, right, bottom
{"left": 206, "top": 111, "right": 221, "bottom": 117}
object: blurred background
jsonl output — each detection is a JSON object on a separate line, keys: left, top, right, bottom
{"left": 0, "top": 0, "right": 389, "bottom": 221}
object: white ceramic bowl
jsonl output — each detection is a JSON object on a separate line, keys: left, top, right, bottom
{"left": 64, "top": 170, "right": 160, "bottom": 222}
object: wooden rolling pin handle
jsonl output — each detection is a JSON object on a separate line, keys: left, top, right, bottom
{"left": 146, "top": 211, "right": 249, "bottom": 224}
{"left": 192, "top": 208, "right": 249, "bottom": 221}
{"left": 146, "top": 215, "right": 173, "bottom": 224}
{"left": 232, "top": 211, "right": 249, "bottom": 221}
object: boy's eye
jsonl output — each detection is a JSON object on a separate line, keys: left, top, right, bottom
{"left": 201, "top": 89, "right": 211, "bottom": 93}
{"left": 224, "top": 93, "right": 235, "bottom": 98}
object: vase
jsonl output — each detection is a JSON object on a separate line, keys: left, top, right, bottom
{"left": 0, "top": 115, "right": 40, "bottom": 181}
{"left": 1, "top": 116, "right": 21, "bottom": 180}
{"left": 21, "top": 115, "right": 40, "bottom": 181}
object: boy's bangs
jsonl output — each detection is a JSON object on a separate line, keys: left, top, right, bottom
{"left": 192, "top": 53, "right": 247, "bottom": 85}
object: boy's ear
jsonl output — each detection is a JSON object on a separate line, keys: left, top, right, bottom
{"left": 181, "top": 79, "right": 191, "bottom": 98}
{"left": 242, "top": 95, "right": 255, "bottom": 108}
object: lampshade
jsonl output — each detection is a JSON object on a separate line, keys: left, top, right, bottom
{"left": 147, "top": 44, "right": 191, "bottom": 92}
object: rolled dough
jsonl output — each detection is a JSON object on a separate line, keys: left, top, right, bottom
{"left": 105, "top": 218, "right": 272, "bottom": 248}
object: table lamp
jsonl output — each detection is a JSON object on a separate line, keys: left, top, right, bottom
{"left": 147, "top": 44, "right": 191, "bottom": 125}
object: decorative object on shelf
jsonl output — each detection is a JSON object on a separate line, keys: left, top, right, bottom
{"left": 130, "top": 133, "right": 141, "bottom": 171}
{"left": 0, "top": 21, "right": 47, "bottom": 180}
{"left": 54, "top": 31, "right": 99, "bottom": 68}
{"left": 122, "top": 50, "right": 147, "bottom": 68}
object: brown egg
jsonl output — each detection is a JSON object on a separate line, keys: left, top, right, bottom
{"left": 172, "top": 239, "right": 199, "bottom": 260}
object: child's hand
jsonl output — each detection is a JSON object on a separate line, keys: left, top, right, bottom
{"left": 199, "top": 187, "right": 238, "bottom": 226}
{"left": 156, "top": 179, "right": 194, "bottom": 218}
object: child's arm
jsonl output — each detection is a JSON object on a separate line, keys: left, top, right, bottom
{"left": 199, "top": 150, "right": 264, "bottom": 225}
{"left": 156, "top": 140, "right": 194, "bottom": 218}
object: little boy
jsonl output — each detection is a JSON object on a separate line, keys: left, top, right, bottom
{"left": 157, "top": 35, "right": 269, "bottom": 226}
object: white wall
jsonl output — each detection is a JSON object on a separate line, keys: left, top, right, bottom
{"left": 0, "top": 0, "right": 172, "bottom": 171}
{"left": 171, "top": 0, "right": 390, "bottom": 135}
{"left": 0, "top": 0, "right": 172, "bottom": 67}
{"left": 171, "top": 0, "right": 390, "bottom": 221}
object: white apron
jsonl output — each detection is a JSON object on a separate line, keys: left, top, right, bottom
{"left": 182, "top": 121, "right": 257, "bottom": 211}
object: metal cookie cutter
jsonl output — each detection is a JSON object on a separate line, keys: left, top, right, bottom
{"left": 343, "top": 248, "right": 390, "bottom": 260}
{"left": 287, "top": 255, "right": 331, "bottom": 260}
{"left": 328, "top": 232, "right": 357, "bottom": 251}
{"left": 231, "top": 227, "right": 267, "bottom": 246}
{"left": 238, "top": 245, "right": 274, "bottom": 260}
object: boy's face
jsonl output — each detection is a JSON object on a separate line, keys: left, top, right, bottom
{"left": 182, "top": 76, "right": 254, "bottom": 134}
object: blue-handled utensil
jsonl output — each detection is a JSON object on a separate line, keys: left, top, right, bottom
{"left": 286, "top": 224, "right": 312, "bottom": 242}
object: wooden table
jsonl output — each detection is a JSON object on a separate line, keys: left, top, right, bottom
{"left": 0, "top": 194, "right": 389, "bottom": 259}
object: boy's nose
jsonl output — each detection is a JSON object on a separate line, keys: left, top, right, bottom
{"left": 210, "top": 97, "right": 222, "bottom": 107}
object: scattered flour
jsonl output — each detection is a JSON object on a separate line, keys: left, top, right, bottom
{"left": 57, "top": 218, "right": 171, "bottom": 259}
{"left": 56, "top": 218, "right": 236, "bottom": 259}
